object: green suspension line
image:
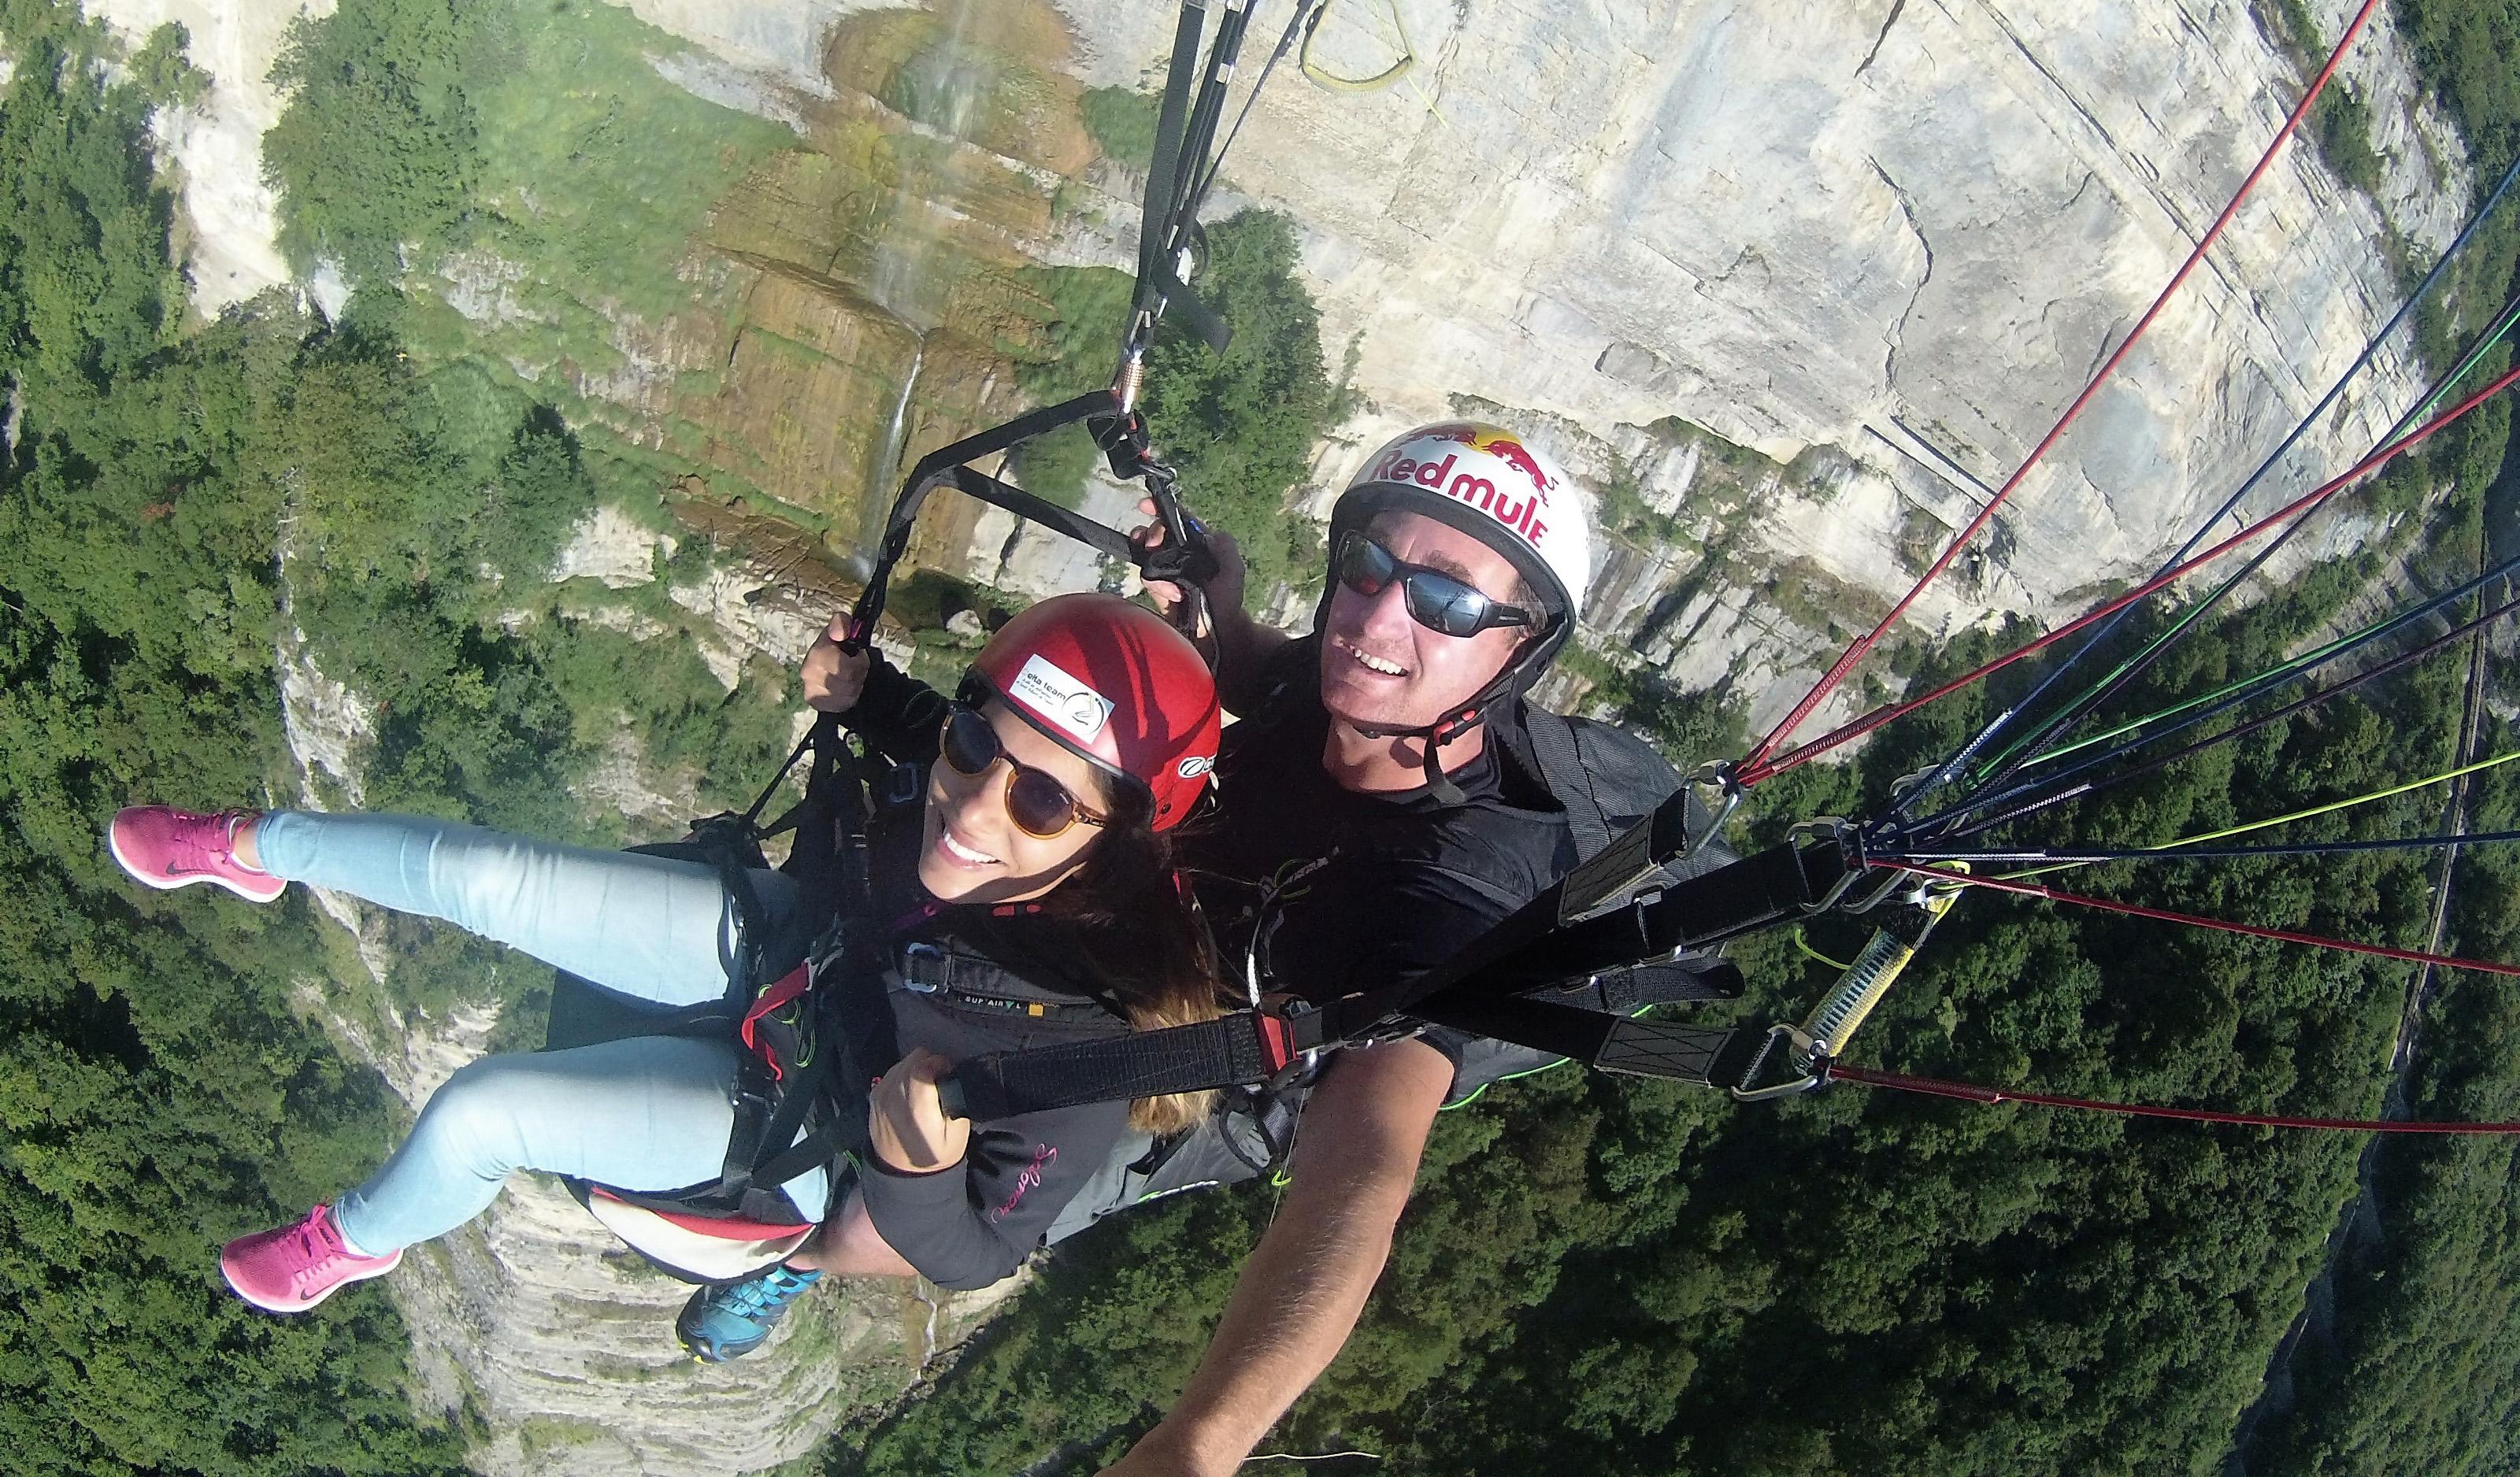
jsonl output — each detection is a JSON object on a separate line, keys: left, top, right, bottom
{"left": 1996, "top": 748, "right": 2520, "bottom": 881}
{"left": 1984, "top": 602, "right": 2411, "bottom": 775}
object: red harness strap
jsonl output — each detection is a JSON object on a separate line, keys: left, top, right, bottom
{"left": 739, "top": 963, "right": 813, "bottom": 1079}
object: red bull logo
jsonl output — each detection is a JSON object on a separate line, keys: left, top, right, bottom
{"left": 1415, "top": 425, "right": 1554, "bottom": 501}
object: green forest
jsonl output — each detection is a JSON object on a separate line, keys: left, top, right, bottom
{"left": 8, "top": 0, "right": 2520, "bottom": 1472}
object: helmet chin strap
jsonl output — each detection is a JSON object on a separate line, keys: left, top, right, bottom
{"left": 1349, "top": 672, "right": 1523, "bottom": 806}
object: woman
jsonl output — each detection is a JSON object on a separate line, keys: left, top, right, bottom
{"left": 108, "top": 594, "right": 1224, "bottom": 1360}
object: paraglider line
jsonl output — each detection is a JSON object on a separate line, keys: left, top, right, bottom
{"left": 1903, "top": 550, "right": 2520, "bottom": 835}
{"left": 1863, "top": 860, "right": 2520, "bottom": 978}
{"left": 1907, "top": 149, "right": 2520, "bottom": 816}
{"left": 1825, "top": 1061, "right": 2520, "bottom": 1135}
{"left": 1741, "top": 0, "right": 2385, "bottom": 777}
{"left": 1918, "top": 581, "right": 2520, "bottom": 838}
{"left": 1739, "top": 356, "right": 2520, "bottom": 784}
{"left": 1892, "top": 829, "right": 2520, "bottom": 865}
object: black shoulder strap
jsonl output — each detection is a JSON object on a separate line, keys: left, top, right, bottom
{"left": 1519, "top": 704, "right": 1614, "bottom": 860}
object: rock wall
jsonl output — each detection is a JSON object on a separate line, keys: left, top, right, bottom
{"left": 89, "top": 0, "right": 2477, "bottom": 742}
{"left": 1049, "top": 0, "right": 2471, "bottom": 736}
{"left": 87, "top": 0, "right": 327, "bottom": 312}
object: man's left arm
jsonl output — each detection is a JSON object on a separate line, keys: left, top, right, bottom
{"left": 1098, "top": 1034, "right": 1456, "bottom": 1477}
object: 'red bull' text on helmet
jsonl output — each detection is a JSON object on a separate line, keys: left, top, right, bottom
{"left": 965, "top": 593, "right": 1222, "bottom": 831}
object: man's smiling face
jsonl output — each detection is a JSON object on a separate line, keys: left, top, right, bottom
{"left": 1317, "top": 509, "right": 1530, "bottom": 734}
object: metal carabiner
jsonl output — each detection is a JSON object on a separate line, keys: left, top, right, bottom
{"left": 1792, "top": 818, "right": 1866, "bottom": 915}
{"left": 1689, "top": 759, "right": 1746, "bottom": 849}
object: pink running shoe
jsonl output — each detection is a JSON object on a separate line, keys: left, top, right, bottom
{"left": 107, "top": 807, "right": 285, "bottom": 903}
{"left": 220, "top": 1205, "right": 402, "bottom": 1312}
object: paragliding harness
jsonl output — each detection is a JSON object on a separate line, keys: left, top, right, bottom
{"left": 542, "top": 711, "right": 874, "bottom": 1283}
{"left": 1046, "top": 706, "right": 1766, "bottom": 1215}
{"left": 932, "top": 779, "right": 1970, "bottom": 1137}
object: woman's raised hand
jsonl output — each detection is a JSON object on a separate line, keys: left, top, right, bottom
{"left": 801, "top": 615, "right": 872, "bottom": 713}
{"left": 868, "top": 1048, "right": 972, "bottom": 1173}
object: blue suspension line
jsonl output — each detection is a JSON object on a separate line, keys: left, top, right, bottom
{"left": 1903, "top": 553, "right": 2520, "bottom": 838}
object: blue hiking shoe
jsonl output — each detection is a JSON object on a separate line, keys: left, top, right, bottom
{"left": 676, "top": 1265, "right": 822, "bottom": 1363}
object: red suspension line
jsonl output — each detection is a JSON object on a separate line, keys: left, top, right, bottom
{"left": 1740, "top": 0, "right": 2386, "bottom": 777}
{"left": 1824, "top": 1061, "right": 2520, "bottom": 1135}
{"left": 1868, "top": 860, "right": 2520, "bottom": 978}
{"left": 1739, "top": 357, "right": 2520, "bottom": 783}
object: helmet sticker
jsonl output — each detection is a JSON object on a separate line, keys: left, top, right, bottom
{"left": 1008, "top": 653, "right": 1114, "bottom": 744}
{"left": 1176, "top": 754, "right": 1216, "bottom": 778}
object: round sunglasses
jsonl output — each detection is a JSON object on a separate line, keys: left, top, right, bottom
{"left": 1334, "top": 531, "right": 1536, "bottom": 638}
{"left": 938, "top": 705, "right": 1112, "bottom": 840}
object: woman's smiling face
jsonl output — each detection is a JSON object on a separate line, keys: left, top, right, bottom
{"left": 917, "top": 698, "right": 1110, "bottom": 905}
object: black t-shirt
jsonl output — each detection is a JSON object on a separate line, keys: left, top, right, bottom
{"left": 1180, "top": 637, "right": 1579, "bottom": 1088}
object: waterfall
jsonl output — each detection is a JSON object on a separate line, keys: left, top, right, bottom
{"left": 852, "top": 3, "right": 985, "bottom": 570}
{"left": 859, "top": 340, "right": 925, "bottom": 563}
{"left": 865, "top": 2, "right": 984, "bottom": 330}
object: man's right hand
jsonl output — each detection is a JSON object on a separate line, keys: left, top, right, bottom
{"left": 1093, "top": 1036, "right": 1455, "bottom": 1477}
{"left": 802, "top": 616, "right": 871, "bottom": 713}
{"left": 1134, "top": 498, "right": 1247, "bottom": 623}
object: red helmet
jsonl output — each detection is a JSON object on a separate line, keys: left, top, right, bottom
{"left": 965, "top": 594, "right": 1221, "bottom": 831}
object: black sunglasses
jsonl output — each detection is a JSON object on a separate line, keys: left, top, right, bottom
{"left": 1334, "top": 531, "right": 1536, "bottom": 638}
{"left": 937, "top": 705, "right": 1111, "bottom": 840}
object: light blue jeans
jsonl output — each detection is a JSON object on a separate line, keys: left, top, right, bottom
{"left": 255, "top": 810, "right": 831, "bottom": 1255}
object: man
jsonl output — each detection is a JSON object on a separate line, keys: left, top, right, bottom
{"left": 681, "top": 422, "right": 1602, "bottom": 1455}
{"left": 1095, "top": 420, "right": 1599, "bottom": 1474}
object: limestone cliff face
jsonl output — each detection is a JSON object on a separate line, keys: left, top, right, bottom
{"left": 102, "top": 0, "right": 2465, "bottom": 743}
{"left": 1049, "top": 0, "right": 2470, "bottom": 735}
{"left": 84, "top": 0, "right": 324, "bottom": 313}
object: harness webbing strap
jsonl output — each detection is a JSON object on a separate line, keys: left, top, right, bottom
{"left": 940, "top": 1006, "right": 1325, "bottom": 1123}
{"left": 1138, "top": 2, "right": 1208, "bottom": 297}
{"left": 1414, "top": 996, "right": 1753, "bottom": 1088}
{"left": 739, "top": 964, "right": 813, "bottom": 1079}
{"left": 1523, "top": 706, "right": 1613, "bottom": 857}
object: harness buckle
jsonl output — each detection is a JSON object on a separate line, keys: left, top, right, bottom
{"left": 1254, "top": 996, "right": 1327, "bottom": 1075}
{"left": 899, "top": 942, "right": 951, "bottom": 993}
{"left": 884, "top": 762, "right": 922, "bottom": 809}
